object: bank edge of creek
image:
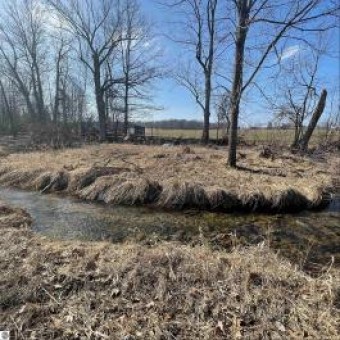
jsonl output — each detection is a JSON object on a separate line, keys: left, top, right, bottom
{"left": 1, "top": 186, "right": 339, "bottom": 274}
{"left": 0, "top": 163, "right": 335, "bottom": 214}
{"left": 1, "top": 192, "right": 340, "bottom": 339}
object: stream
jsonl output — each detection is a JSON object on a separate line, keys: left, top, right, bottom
{"left": 1, "top": 187, "right": 339, "bottom": 270}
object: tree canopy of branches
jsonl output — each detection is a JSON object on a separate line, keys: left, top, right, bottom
{"left": 224, "top": 0, "right": 338, "bottom": 166}
{"left": 166, "top": 0, "right": 224, "bottom": 143}
{"left": 0, "top": 0, "right": 48, "bottom": 123}
{"left": 275, "top": 47, "right": 323, "bottom": 147}
{"left": 119, "top": 0, "right": 163, "bottom": 136}
{"left": 0, "top": 0, "right": 337, "bottom": 155}
{"left": 46, "top": 0, "right": 125, "bottom": 141}
{"left": 0, "top": 0, "right": 88, "bottom": 144}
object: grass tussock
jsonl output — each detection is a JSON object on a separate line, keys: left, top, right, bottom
{"left": 205, "top": 187, "right": 240, "bottom": 211}
{"left": 67, "top": 166, "right": 130, "bottom": 192}
{"left": 0, "top": 144, "right": 337, "bottom": 212}
{"left": 239, "top": 191, "right": 270, "bottom": 212}
{"left": 158, "top": 181, "right": 209, "bottom": 209}
{"left": 0, "top": 201, "right": 32, "bottom": 228}
{"left": 78, "top": 175, "right": 115, "bottom": 201}
{"left": 103, "top": 177, "right": 162, "bottom": 205}
{"left": 0, "top": 221, "right": 339, "bottom": 339}
{"left": 271, "top": 188, "right": 310, "bottom": 212}
{"left": 0, "top": 169, "right": 43, "bottom": 188}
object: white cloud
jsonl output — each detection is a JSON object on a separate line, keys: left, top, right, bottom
{"left": 30, "top": 0, "right": 72, "bottom": 33}
{"left": 280, "top": 45, "right": 300, "bottom": 61}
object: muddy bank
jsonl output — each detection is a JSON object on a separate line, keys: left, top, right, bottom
{"left": 1, "top": 222, "right": 339, "bottom": 339}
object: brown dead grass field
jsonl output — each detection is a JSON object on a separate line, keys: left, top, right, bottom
{"left": 0, "top": 204, "right": 339, "bottom": 339}
{"left": 0, "top": 144, "right": 338, "bottom": 212}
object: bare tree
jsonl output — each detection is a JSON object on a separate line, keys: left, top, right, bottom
{"left": 8, "top": 0, "right": 48, "bottom": 121}
{"left": 322, "top": 89, "right": 340, "bottom": 144}
{"left": 215, "top": 90, "right": 231, "bottom": 141}
{"left": 298, "top": 88, "right": 328, "bottom": 151}
{"left": 0, "top": 79, "right": 16, "bottom": 135}
{"left": 47, "top": 0, "right": 124, "bottom": 141}
{"left": 225, "top": 0, "right": 338, "bottom": 167}
{"left": 275, "top": 48, "right": 323, "bottom": 148}
{"left": 52, "top": 37, "right": 71, "bottom": 126}
{"left": 166, "top": 0, "right": 221, "bottom": 143}
{"left": 119, "top": 0, "right": 162, "bottom": 136}
{"left": 0, "top": 0, "right": 49, "bottom": 123}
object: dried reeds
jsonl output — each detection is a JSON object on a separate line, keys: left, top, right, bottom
{"left": 0, "top": 201, "right": 32, "bottom": 228}
{"left": 0, "top": 224, "right": 339, "bottom": 339}
{"left": 205, "top": 187, "right": 240, "bottom": 211}
{"left": 271, "top": 188, "right": 309, "bottom": 212}
{"left": 0, "top": 144, "right": 336, "bottom": 212}
{"left": 157, "top": 181, "right": 208, "bottom": 209}
{"left": 103, "top": 177, "right": 162, "bottom": 205}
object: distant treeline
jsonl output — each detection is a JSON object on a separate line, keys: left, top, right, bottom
{"left": 137, "top": 119, "right": 226, "bottom": 130}
{"left": 135, "top": 120, "right": 339, "bottom": 131}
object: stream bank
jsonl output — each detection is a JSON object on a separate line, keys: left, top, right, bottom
{"left": 0, "top": 144, "right": 337, "bottom": 213}
{"left": 1, "top": 187, "right": 339, "bottom": 271}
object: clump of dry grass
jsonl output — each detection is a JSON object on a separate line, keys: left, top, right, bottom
{"left": 0, "top": 201, "right": 32, "bottom": 228}
{"left": 239, "top": 191, "right": 271, "bottom": 212}
{"left": 205, "top": 187, "right": 240, "bottom": 211}
{"left": 158, "top": 181, "right": 209, "bottom": 209}
{"left": 32, "top": 171, "right": 54, "bottom": 191}
{"left": 0, "top": 169, "right": 43, "bottom": 188}
{"left": 104, "top": 177, "right": 162, "bottom": 205}
{"left": 308, "top": 186, "right": 334, "bottom": 210}
{"left": 271, "top": 188, "right": 309, "bottom": 212}
{"left": 78, "top": 175, "right": 115, "bottom": 201}
{"left": 0, "top": 223, "right": 339, "bottom": 339}
{"left": 67, "top": 166, "right": 130, "bottom": 192}
{"left": 0, "top": 144, "right": 337, "bottom": 212}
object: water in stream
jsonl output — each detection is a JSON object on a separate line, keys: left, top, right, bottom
{"left": 1, "top": 187, "right": 339, "bottom": 269}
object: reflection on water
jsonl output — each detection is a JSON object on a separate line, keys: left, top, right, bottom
{"left": 1, "top": 187, "right": 339, "bottom": 269}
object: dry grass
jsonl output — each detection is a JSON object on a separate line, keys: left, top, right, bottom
{"left": 0, "top": 144, "right": 337, "bottom": 212}
{"left": 0, "top": 208, "right": 339, "bottom": 339}
{"left": 146, "top": 127, "right": 340, "bottom": 145}
{"left": 0, "top": 200, "right": 32, "bottom": 228}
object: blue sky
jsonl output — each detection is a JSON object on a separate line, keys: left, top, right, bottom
{"left": 142, "top": 1, "right": 199, "bottom": 122}
{"left": 141, "top": 0, "right": 340, "bottom": 125}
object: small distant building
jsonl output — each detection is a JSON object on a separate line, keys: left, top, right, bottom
{"left": 81, "top": 121, "right": 145, "bottom": 140}
{"left": 128, "top": 125, "right": 145, "bottom": 137}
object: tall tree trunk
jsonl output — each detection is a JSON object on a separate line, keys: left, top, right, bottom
{"left": 0, "top": 80, "right": 15, "bottom": 136}
{"left": 298, "top": 89, "right": 327, "bottom": 151}
{"left": 6, "top": 62, "right": 36, "bottom": 121}
{"left": 53, "top": 56, "right": 61, "bottom": 125}
{"left": 228, "top": 104, "right": 239, "bottom": 165}
{"left": 16, "top": 78, "right": 36, "bottom": 122}
{"left": 291, "top": 116, "right": 300, "bottom": 148}
{"left": 60, "top": 85, "right": 66, "bottom": 124}
{"left": 227, "top": 1, "right": 249, "bottom": 167}
{"left": 202, "top": 74, "right": 211, "bottom": 144}
{"left": 93, "top": 54, "right": 107, "bottom": 142}
{"left": 35, "top": 63, "right": 46, "bottom": 122}
{"left": 123, "top": 78, "right": 129, "bottom": 136}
